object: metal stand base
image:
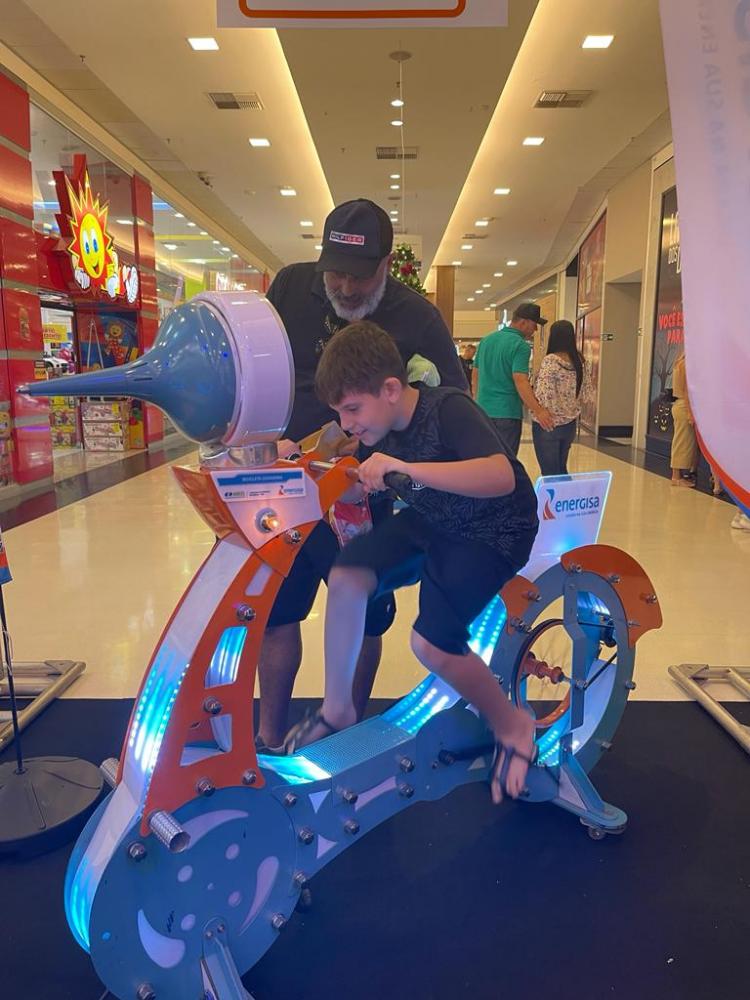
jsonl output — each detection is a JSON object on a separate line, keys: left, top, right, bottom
{"left": 669, "top": 663, "right": 750, "bottom": 753}
{"left": 0, "top": 659, "right": 85, "bottom": 752}
{"left": 0, "top": 756, "right": 103, "bottom": 857}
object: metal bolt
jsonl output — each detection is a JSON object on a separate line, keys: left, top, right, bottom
{"left": 127, "top": 842, "right": 147, "bottom": 862}
{"left": 205, "top": 930, "right": 213, "bottom": 940}
{"left": 626, "top": 619, "right": 640, "bottom": 628}
{"left": 399, "top": 757, "right": 415, "bottom": 773}
{"left": 398, "top": 783, "right": 414, "bottom": 799}
{"left": 242, "top": 769, "right": 257, "bottom": 786}
{"left": 298, "top": 827, "right": 314, "bottom": 845}
{"left": 283, "top": 792, "right": 298, "bottom": 807}
{"left": 217, "top": 923, "right": 226, "bottom": 934}
{"left": 136, "top": 985, "right": 156, "bottom": 1000}
{"left": 271, "top": 913, "right": 287, "bottom": 931}
{"left": 523, "top": 589, "right": 542, "bottom": 602}
{"left": 599, "top": 740, "right": 613, "bottom": 751}
{"left": 438, "top": 750, "right": 455, "bottom": 766}
{"left": 625, "top": 680, "right": 637, "bottom": 691}
{"left": 341, "top": 788, "right": 358, "bottom": 804}
{"left": 569, "top": 563, "right": 583, "bottom": 574}
{"left": 196, "top": 777, "right": 215, "bottom": 797}
{"left": 574, "top": 679, "right": 586, "bottom": 690}
{"left": 203, "top": 697, "right": 222, "bottom": 716}
{"left": 608, "top": 573, "right": 621, "bottom": 584}
{"left": 293, "top": 871, "right": 309, "bottom": 890}
{"left": 344, "top": 819, "right": 360, "bottom": 835}
{"left": 285, "top": 529, "right": 302, "bottom": 545}
{"left": 644, "top": 593, "right": 658, "bottom": 605}
{"left": 235, "top": 603, "right": 256, "bottom": 623}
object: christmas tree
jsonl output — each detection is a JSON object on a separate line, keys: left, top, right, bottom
{"left": 390, "top": 242, "right": 426, "bottom": 296}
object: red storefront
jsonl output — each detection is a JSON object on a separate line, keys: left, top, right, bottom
{"left": 0, "top": 70, "right": 166, "bottom": 488}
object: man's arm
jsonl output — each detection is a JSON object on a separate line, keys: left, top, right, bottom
{"left": 512, "top": 372, "right": 554, "bottom": 431}
{"left": 417, "top": 313, "right": 469, "bottom": 390}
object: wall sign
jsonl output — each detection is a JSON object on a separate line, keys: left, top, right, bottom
{"left": 57, "top": 159, "right": 139, "bottom": 305}
{"left": 217, "top": 0, "right": 507, "bottom": 28}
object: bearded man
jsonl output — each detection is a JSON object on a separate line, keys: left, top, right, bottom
{"left": 258, "top": 198, "right": 467, "bottom": 751}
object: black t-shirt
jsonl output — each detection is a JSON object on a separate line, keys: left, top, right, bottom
{"left": 378, "top": 386, "right": 539, "bottom": 568}
{"left": 266, "top": 262, "right": 468, "bottom": 441}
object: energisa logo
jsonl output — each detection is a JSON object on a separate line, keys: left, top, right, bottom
{"left": 543, "top": 488, "right": 601, "bottom": 521}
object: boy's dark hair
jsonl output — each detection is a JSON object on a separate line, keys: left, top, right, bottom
{"left": 315, "top": 320, "right": 407, "bottom": 405}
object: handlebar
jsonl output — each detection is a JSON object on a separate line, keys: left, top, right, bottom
{"left": 383, "top": 471, "right": 413, "bottom": 499}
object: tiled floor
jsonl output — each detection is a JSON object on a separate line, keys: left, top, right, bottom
{"left": 52, "top": 446, "right": 142, "bottom": 483}
{"left": 4, "top": 436, "right": 748, "bottom": 702}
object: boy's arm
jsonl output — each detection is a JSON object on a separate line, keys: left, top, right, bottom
{"left": 405, "top": 455, "right": 515, "bottom": 497}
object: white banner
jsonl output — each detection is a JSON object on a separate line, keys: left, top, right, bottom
{"left": 522, "top": 471, "right": 612, "bottom": 582}
{"left": 217, "top": 0, "right": 507, "bottom": 28}
{"left": 659, "top": 0, "right": 750, "bottom": 508}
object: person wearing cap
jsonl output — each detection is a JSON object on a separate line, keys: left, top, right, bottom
{"left": 473, "top": 303, "right": 554, "bottom": 456}
{"left": 258, "top": 198, "right": 467, "bottom": 752}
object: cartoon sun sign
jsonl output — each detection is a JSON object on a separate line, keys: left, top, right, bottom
{"left": 66, "top": 174, "right": 120, "bottom": 298}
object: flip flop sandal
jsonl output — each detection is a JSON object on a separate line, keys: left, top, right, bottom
{"left": 284, "top": 707, "right": 340, "bottom": 754}
{"left": 490, "top": 741, "right": 539, "bottom": 799}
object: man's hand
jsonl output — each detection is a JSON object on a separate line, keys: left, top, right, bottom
{"left": 357, "top": 452, "right": 409, "bottom": 493}
{"left": 535, "top": 407, "right": 555, "bottom": 432}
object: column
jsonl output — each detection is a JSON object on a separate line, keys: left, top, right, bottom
{"left": 131, "top": 174, "right": 163, "bottom": 445}
{"left": 434, "top": 265, "right": 455, "bottom": 336}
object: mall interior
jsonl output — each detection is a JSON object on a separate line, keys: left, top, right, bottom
{"left": 0, "top": 2, "right": 748, "bottom": 999}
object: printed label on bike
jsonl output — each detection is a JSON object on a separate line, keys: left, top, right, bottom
{"left": 213, "top": 469, "right": 306, "bottom": 502}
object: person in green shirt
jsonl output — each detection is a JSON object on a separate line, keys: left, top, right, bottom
{"left": 473, "top": 302, "right": 554, "bottom": 455}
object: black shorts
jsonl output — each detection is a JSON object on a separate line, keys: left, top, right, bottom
{"left": 335, "top": 506, "right": 515, "bottom": 655}
{"left": 267, "top": 516, "right": 396, "bottom": 636}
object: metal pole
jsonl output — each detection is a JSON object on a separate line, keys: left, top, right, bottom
{"left": 0, "top": 585, "right": 24, "bottom": 774}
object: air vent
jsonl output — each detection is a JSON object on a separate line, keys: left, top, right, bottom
{"left": 461, "top": 233, "right": 488, "bottom": 240}
{"left": 300, "top": 233, "right": 320, "bottom": 240}
{"left": 376, "top": 146, "right": 419, "bottom": 160}
{"left": 535, "top": 90, "right": 592, "bottom": 109}
{"left": 207, "top": 92, "right": 264, "bottom": 110}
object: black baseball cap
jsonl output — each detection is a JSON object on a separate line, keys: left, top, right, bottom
{"left": 316, "top": 199, "right": 393, "bottom": 278}
{"left": 513, "top": 301, "right": 548, "bottom": 326}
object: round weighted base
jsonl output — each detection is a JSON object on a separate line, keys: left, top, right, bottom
{"left": 0, "top": 756, "right": 103, "bottom": 858}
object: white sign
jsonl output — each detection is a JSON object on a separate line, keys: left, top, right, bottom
{"left": 521, "top": 471, "right": 612, "bottom": 581}
{"left": 217, "top": 0, "right": 507, "bottom": 29}
{"left": 659, "top": 0, "right": 750, "bottom": 508}
{"left": 214, "top": 468, "right": 307, "bottom": 502}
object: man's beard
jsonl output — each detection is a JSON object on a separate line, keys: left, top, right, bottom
{"left": 323, "top": 270, "right": 388, "bottom": 322}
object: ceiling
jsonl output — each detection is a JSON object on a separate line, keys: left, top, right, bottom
{"left": 0, "top": 0, "right": 670, "bottom": 312}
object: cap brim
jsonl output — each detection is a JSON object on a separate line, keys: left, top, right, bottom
{"left": 315, "top": 249, "right": 382, "bottom": 279}
{"left": 539, "top": 317, "right": 548, "bottom": 326}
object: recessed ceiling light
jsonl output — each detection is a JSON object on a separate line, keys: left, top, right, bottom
{"left": 475, "top": 220, "right": 489, "bottom": 227}
{"left": 116, "top": 218, "right": 131, "bottom": 225}
{"left": 582, "top": 34, "right": 614, "bottom": 49}
{"left": 391, "top": 99, "right": 404, "bottom": 108}
{"left": 493, "top": 272, "right": 503, "bottom": 277}
{"left": 47, "top": 180, "right": 56, "bottom": 187}
{"left": 390, "top": 173, "right": 401, "bottom": 179}
{"left": 390, "top": 211, "right": 399, "bottom": 217}
{"left": 175, "top": 212, "right": 184, "bottom": 218}
{"left": 482, "top": 283, "right": 491, "bottom": 288}
{"left": 475, "top": 289, "right": 484, "bottom": 294}
{"left": 452, "top": 261, "right": 462, "bottom": 266}
{"left": 221, "top": 246, "right": 230, "bottom": 252}
{"left": 280, "top": 187, "right": 296, "bottom": 197}
{"left": 188, "top": 37, "right": 219, "bottom": 51}
{"left": 390, "top": 184, "right": 400, "bottom": 190}
{"left": 484, "top": 307, "right": 491, "bottom": 311}
{"left": 523, "top": 137, "right": 545, "bottom": 146}
{"left": 200, "top": 231, "right": 208, "bottom": 236}
{"left": 461, "top": 244, "right": 473, "bottom": 250}
{"left": 187, "top": 221, "right": 196, "bottom": 227}
{"left": 212, "top": 240, "right": 220, "bottom": 245}
{"left": 507, "top": 260, "right": 518, "bottom": 266}
{"left": 249, "top": 138, "right": 271, "bottom": 147}
{"left": 164, "top": 243, "right": 178, "bottom": 251}
{"left": 231, "top": 254, "right": 239, "bottom": 258}
{"left": 390, "top": 119, "right": 404, "bottom": 127}
{"left": 467, "top": 297, "right": 475, "bottom": 302}
{"left": 300, "top": 220, "right": 313, "bottom": 227}
{"left": 489, "top": 303, "right": 497, "bottom": 307}
{"left": 314, "top": 244, "right": 323, "bottom": 250}
{"left": 494, "top": 187, "right": 511, "bottom": 195}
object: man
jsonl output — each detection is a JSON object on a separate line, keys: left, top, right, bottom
{"left": 473, "top": 302, "right": 554, "bottom": 456}
{"left": 259, "top": 198, "right": 467, "bottom": 751}
{"left": 460, "top": 343, "right": 476, "bottom": 392}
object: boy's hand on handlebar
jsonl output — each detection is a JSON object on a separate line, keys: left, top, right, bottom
{"left": 357, "top": 453, "right": 409, "bottom": 493}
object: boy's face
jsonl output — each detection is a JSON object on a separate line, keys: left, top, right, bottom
{"left": 333, "top": 378, "right": 403, "bottom": 446}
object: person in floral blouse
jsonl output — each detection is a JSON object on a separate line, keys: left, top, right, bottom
{"left": 531, "top": 320, "right": 588, "bottom": 475}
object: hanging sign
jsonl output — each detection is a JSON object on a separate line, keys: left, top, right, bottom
{"left": 0, "top": 531, "right": 11, "bottom": 585}
{"left": 61, "top": 166, "right": 139, "bottom": 305}
{"left": 217, "top": 0, "right": 507, "bottom": 28}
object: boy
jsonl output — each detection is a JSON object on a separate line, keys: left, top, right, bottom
{"left": 288, "top": 321, "right": 539, "bottom": 802}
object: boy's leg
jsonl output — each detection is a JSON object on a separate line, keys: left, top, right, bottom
{"left": 413, "top": 531, "right": 538, "bottom": 801}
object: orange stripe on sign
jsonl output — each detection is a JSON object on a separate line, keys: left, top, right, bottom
{"left": 238, "top": 0, "right": 466, "bottom": 18}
